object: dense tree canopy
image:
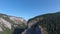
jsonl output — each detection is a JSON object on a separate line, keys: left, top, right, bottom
{"left": 27, "top": 12, "right": 60, "bottom": 34}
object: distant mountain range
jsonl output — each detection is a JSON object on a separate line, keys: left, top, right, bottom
{"left": 0, "top": 12, "right": 60, "bottom": 34}
{"left": 0, "top": 13, "right": 27, "bottom": 34}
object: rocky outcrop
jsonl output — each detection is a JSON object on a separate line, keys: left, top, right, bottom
{"left": 0, "top": 13, "right": 27, "bottom": 34}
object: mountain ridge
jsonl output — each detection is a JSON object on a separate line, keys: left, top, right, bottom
{"left": 22, "top": 12, "right": 60, "bottom": 34}
{"left": 0, "top": 13, "right": 27, "bottom": 34}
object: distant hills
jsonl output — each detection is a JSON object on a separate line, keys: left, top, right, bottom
{"left": 0, "top": 13, "right": 27, "bottom": 34}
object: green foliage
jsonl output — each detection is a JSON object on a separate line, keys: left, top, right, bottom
{"left": 28, "top": 12, "right": 60, "bottom": 34}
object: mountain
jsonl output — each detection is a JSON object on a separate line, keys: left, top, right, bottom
{"left": 23, "top": 12, "right": 60, "bottom": 34}
{"left": 0, "top": 13, "right": 27, "bottom": 34}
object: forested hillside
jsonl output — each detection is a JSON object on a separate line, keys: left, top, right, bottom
{"left": 25, "top": 12, "right": 60, "bottom": 34}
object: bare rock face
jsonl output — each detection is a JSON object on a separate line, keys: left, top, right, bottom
{"left": 0, "top": 13, "right": 27, "bottom": 34}
{"left": 22, "top": 12, "right": 60, "bottom": 34}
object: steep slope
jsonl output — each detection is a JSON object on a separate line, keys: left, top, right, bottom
{"left": 0, "top": 13, "right": 27, "bottom": 34}
{"left": 24, "top": 12, "right": 60, "bottom": 34}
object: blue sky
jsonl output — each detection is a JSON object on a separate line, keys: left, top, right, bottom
{"left": 0, "top": 0, "right": 60, "bottom": 20}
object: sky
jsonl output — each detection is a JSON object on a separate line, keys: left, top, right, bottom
{"left": 0, "top": 0, "right": 60, "bottom": 20}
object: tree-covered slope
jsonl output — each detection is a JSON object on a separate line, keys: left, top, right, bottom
{"left": 26, "top": 12, "right": 60, "bottom": 34}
